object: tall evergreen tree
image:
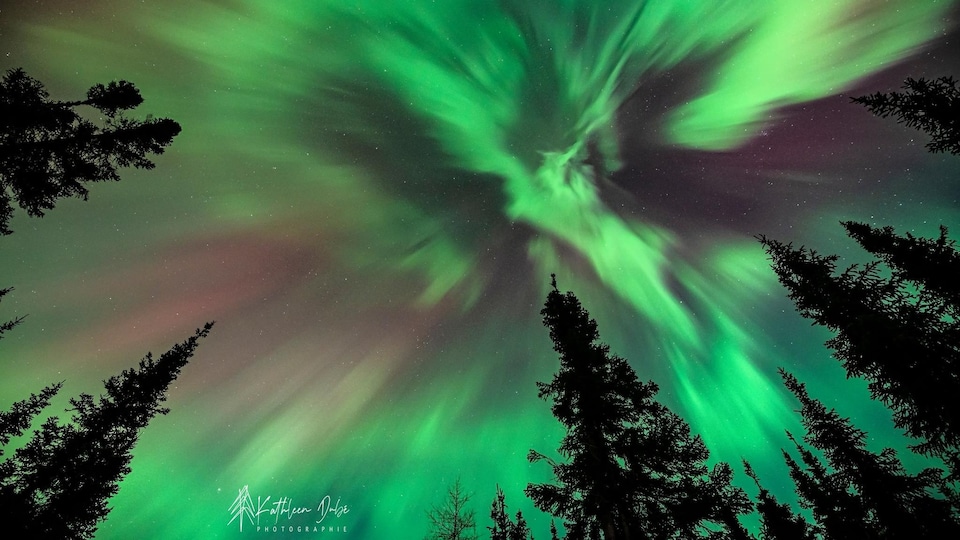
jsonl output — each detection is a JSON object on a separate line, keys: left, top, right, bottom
{"left": 489, "top": 485, "right": 534, "bottom": 540}
{"left": 0, "top": 322, "right": 213, "bottom": 539}
{"left": 759, "top": 222, "right": 960, "bottom": 477}
{"left": 776, "top": 369, "right": 959, "bottom": 539}
{"left": 426, "top": 478, "right": 480, "bottom": 540}
{"left": 0, "top": 382, "right": 64, "bottom": 534}
{"left": 780, "top": 432, "right": 868, "bottom": 540}
{"left": 0, "top": 67, "right": 181, "bottom": 234}
{"left": 851, "top": 76, "right": 960, "bottom": 155}
{"left": 755, "top": 78, "right": 960, "bottom": 537}
{"left": 550, "top": 520, "right": 561, "bottom": 540}
{"left": 742, "top": 461, "right": 817, "bottom": 540}
{"left": 0, "top": 66, "right": 203, "bottom": 539}
{"left": 526, "top": 276, "right": 751, "bottom": 540}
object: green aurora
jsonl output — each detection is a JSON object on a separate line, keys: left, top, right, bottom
{"left": 1, "top": 0, "right": 959, "bottom": 537}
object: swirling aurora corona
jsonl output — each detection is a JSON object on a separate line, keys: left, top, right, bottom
{"left": 1, "top": 1, "right": 958, "bottom": 538}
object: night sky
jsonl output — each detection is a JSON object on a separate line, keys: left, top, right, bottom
{"left": 1, "top": 1, "right": 959, "bottom": 538}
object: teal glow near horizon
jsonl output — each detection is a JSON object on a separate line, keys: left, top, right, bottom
{"left": 1, "top": 1, "right": 958, "bottom": 538}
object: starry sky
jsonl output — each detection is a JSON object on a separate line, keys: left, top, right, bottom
{"left": 1, "top": 1, "right": 959, "bottom": 538}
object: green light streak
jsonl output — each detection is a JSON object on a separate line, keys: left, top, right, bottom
{"left": 673, "top": 243, "right": 798, "bottom": 455}
{"left": 669, "top": 0, "right": 952, "bottom": 149}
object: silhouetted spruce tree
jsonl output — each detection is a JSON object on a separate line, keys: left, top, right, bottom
{"left": 759, "top": 222, "right": 960, "bottom": 478}
{"left": 0, "top": 67, "right": 181, "bottom": 234}
{"left": 0, "top": 381, "right": 63, "bottom": 533}
{"left": 0, "top": 66, "right": 203, "bottom": 539}
{"left": 742, "top": 461, "right": 818, "bottom": 540}
{"left": 0, "top": 322, "right": 213, "bottom": 540}
{"left": 778, "top": 369, "right": 959, "bottom": 539}
{"left": 851, "top": 76, "right": 959, "bottom": 155}
{"left": 526, "top": 276, "right": 752, "bottom": 539}
{"left": 780, "top": 432, "right": 867, "bottom": 540}
{"left": 489, "top": 486, "right": 534, "bottom": 540}
{"left": 0, "top": 287, "right": 24, "bottom": 338}
{"left": 426, "top": 479, "right": 480, "bottom": 540}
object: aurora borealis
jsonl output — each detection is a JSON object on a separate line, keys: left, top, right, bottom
{"left": 1, "top": 0, "right": 959, "bottom": 538}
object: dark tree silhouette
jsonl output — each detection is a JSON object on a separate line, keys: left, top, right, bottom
{"left": 526, "top": 276, "right": 752, "bottom": 540}
{"left": 426, "top": 479, "right": 480, "bottom": 540}
{"left": 780, "top": 432, "right": 868, "bottom": 540}
{"left": 0, "top": 323, "right": 213, "bottom": 540}
{"left": 0, "top": 66, "right": 202, "bottom": 539}
{"left": 489, "top": 485, "right": 534, "bottom": 540}
{"left": 0, "top": 287, "right": 24, "bottom": 339}
{"left": 759, "top": 222, "right": 960, "bottom": 478}
{"left": 0, "top": 67, "right": 181, "bottom": 234}
{"left": 777, "top": 369, "right": 959, "bottom": 539}
{"left": 752, "top": 77, "right": 960, "bottom": 537}
{"left": 742, "top": 461, "right": 817, "bottom": 540}
{"left": 851, "top": 76, "right": 959, "bottom": 155}
{"left": 549, "top": 521, "right": 560, "bottom": 540}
